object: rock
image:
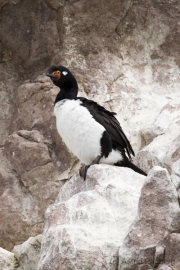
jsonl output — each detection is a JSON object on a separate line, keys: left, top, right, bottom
{"left": 5, "top": 131, "right": 52, "bottom": 175}
{"left": 154, "top": 245, "right": 166, "bottom": 268}
{"left": 13, "top": 235, "right": 42, "bottom": 270}
{"left": 1, "top": 130, "right": 68, "bottom": 250}
{"left": 56, "top": 0, "right": 180, "bottom": 174}
{"left": 0, "top": 0, "right": 180, "bottom": 263}
{"left": 157, "top": 264, "right": 172, "bottom": 270}
{"left": 38, "top": 165, "right": 145, "bottom": 270}
{"left": 141, "top": 98, "right": 180, "bottom": 146}
{"left": 0, "top": 0, "right": 63, "bottom": 76}
{"left": 118, "top": 166, "right": 180, "bottom": 270}
{"left": 171, "top": 159, "right": 180, "bottom": 189}
{"left": 4, "top": 130, "right": 57, "bottom": 195}
{"left": 0, "top": 130, "right": 69, "bottom": 250}
{"left": 135, "top": 97, "right": 180, "bottom": 175}
{"left": 0, "top": 147, "right": 44, "bottom": 250}
{"left": 164, "top": 233, "right": 180, "bottom": 270}
{"left": 0, "top": 78, "right": 79, "bottom": 249}
{"left": 48, "top": 0, "right": 65, "bottom": 10}
{"left": 0, "top": 85, "right": 13, "bottom": 146}
{"left": 13, "top": 77, "right": 77, "bottom": 177}
{"left": 0, "top": 0, "right": 65, "bottom": 147}
{"left": 0, "top": 247, "right": 16, "bottom": 270}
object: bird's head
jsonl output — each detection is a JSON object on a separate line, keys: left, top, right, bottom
{"left": 45, "top": 65, "right": 71, "bottom": 88}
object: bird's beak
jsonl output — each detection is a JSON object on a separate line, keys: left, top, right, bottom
{"left": 44, "top": 73, "right": 58, "bottom": 79}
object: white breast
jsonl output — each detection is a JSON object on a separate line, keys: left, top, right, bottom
{"left": 54, "top": 99, "right": 105, "bottom": 165}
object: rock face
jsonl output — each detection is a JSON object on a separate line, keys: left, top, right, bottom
{"left": 0, "top": 146, "right": 44, "bottom": 251}
{"left": 0, "top": 77, "right": 78, "bottom": 250}
{"left": 165, "top": 233, "right": 180, "bottom": 270}
{"left": 135, "top": 96, "right": 180, "bottom": 178}
{"left": 38, "top": 166, "right": 180, "bottom": 270}
{"left": 0, "top": 247, "right": 16, "bottom": 270}
{"left": 0, "top": 0, "right": 180, "bottom": 269}
{"left": 38, "top": 165, "right": 145, "bottom": 270}
{"left": 119, "top": 166, "right": 180, "bottom": 270}
{"left": 13, "top": 235, "right": 42, "bottom": 270}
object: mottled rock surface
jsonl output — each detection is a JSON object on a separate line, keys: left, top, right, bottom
{"left": 0, "top": 0, "right": 180, "bottom": 269}
{"left": 135, "top": 96, "right": 180, "bottom": 177}
{"left": 0, "top": 79, "right": 78, "bottom": 250}
{"left": 13, "top": 235, "right": 42, "bottom": 270}
{"left": 164, "top": 233, "right": 180, "bottom": 270}
{"left": 0, "top": 247, "right": 16, "bottom": 270}
{"left": 38, "top": 165, "right": 145, "bottom": 270}
{"left": 118, "top": 166, "right": 180, "bottom": 270}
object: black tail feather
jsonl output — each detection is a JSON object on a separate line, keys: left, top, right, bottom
{"left": 115, "top": 159, "right": 147, "bottom": 177}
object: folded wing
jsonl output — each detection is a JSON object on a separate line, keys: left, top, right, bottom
{"left": 78, "top": 97, "right": 135, "bottom": 160}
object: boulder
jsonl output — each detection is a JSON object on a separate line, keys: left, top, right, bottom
{"left": 136, "top": 97, "right": 180, "bottom": 176}
{"left": 38, "top": 165, "right": 145, "bottom": 270}
{"left": 13, "top": 76, "right": 78, "bottom": 177}
{"left": 0, "top": 247, "right": 16, "bottom": 270}
{"left": 0, "top": 146, "right": 44, "bottom": 250}
{"left": 0, "top": 78, "right": 79, "bottom": 249}
{"left": 1, "top": 130, "right": 65, "bottom": 250}
{"left": 157, "top": 265, "right": 172, "bottom": 270}
{"left": 13, "top": 235, "right": 42, "bottom": 270}
{"left": 164, "top": 233, "right": 180, "bottom": 270}
{"left": 118, "top": 166, "right": 180, "bottom": 270}
{"left": 0, "top": 0, "right": 180, "bottom": 264}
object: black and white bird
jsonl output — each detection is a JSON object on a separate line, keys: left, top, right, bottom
{"left": 45, "top": 65, "right": 147, "bottom": 179}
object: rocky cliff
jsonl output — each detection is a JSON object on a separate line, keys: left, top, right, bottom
{"left": 0, "top": 0, "right": 180, "bottom": 269}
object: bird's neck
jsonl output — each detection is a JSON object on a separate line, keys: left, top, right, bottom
{"left": 54, "top": 77, "right": 78, "bottom": 104}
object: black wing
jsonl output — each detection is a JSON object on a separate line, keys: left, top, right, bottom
{"left": 78, "top": 97, "right": 135, "bottom": 159}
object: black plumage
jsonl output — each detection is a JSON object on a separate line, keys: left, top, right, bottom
{"left": 78, "top": 97, "right": 135, "bottom": 160}
{"left": 45, "top": 65, "right": 147, "bottom": 179}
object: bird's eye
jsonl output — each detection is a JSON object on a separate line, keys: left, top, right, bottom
{"left": 62, "top": 71, "right": 68, "bottom": 76}
{"left": 53, "top": 70, "right": 60, "bottom": 75}
{"left": 52, "top": 70, "right": 61, "bottom": 79}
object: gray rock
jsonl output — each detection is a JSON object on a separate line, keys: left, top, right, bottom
{"left": 38, "top": 165, "right": 145, "bottom": 270}
{"left": 157, "top": 264, "right": 172, "bottom": 270}
{"left": 118, "top": 166, "right": 180, "bottom": 270}
{"left": 0, "top": 0, "right": 180, "bottom": 265}
{"left": 135, "top": 97, "right": 180, "bottom": 174}
{"left": 164, "top": 233, "right": 180, "bottom": 270}
{"left": 13, "top": 235, "right": 42, "bottom": 270}
{"left": 0, "top": 247, "right": 16, "bottom": 270}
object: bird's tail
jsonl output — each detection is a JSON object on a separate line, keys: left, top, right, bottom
{"left": 115, "top": 159, "right": 147, "bottom": 177}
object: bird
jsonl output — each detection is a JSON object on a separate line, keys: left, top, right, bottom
{"left": 45, "top": 65, "right": 147, "bottom": 180}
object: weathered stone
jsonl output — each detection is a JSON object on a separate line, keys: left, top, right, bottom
{"left": 0, "top": 0, "right": 180, "bottom": 264}
{"left": 13, "top": 76, "right": 76, "bottom": 176}
{"left": 135, "top": 97, "right": 180, "bottom": 175}
{"left": 164, "top": 233, "right": 180, "bottom": 270}
{"left": 0, "top": 247, "right": 16, "bottom": 270}
{"left": 118, "top": 166, "right": 180, "bottom": 270}
{"left": 13, "top": 235, "right": 42, "bottom": 270}
{"left": 0, "top": 149, "right": 44, "bottom": 250}
{"left": 0, "top": 81, "right": 14, "bottom": 146}
{"left": 1, "top": 130, "right": 64, "bottom": 250}
{"left": 171, "top": 158, "right": 180, "bottom": 189}
{"left": 154, "top": 245, "right": 166, "bottom": 268}
{"left": 0, "top": 0, "right": 63, "bottom": 76}
{"left": 48, "top": 0, "right": 65, "bottom": 10}
{"left": 5, "top": 132, "right": 51, "bottom": 174}
{"left": 0, "top": 79, "right": 79, "bottom": 250}
{"left": 157, "top": 264, "right": 172, "bottom": 270}
{"left": 38, "top": 165, "right": 145, "bottom": 270}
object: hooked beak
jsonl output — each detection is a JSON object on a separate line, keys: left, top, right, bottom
{"left": 44, "top": 73, "right": 58, "bottom": 79}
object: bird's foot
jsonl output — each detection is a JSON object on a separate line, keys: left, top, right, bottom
{"left": 79, "top": 155, "right": 102, "bottom": 180}
{"left": 79, "top": 164, "right": 90, "bottom": 180}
